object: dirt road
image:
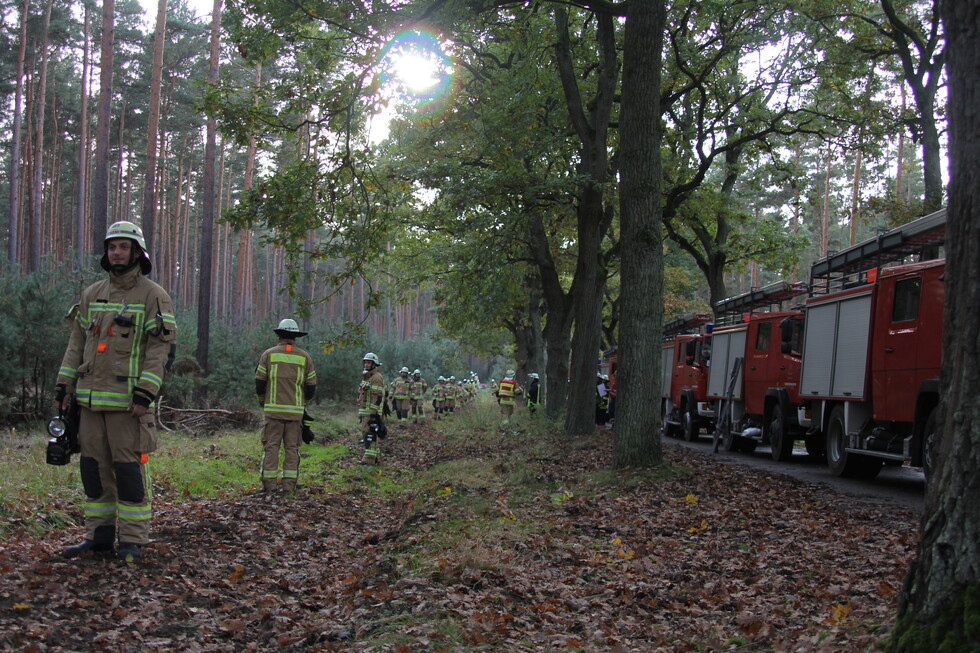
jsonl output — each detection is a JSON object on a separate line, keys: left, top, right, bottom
{"left": 665, "top": 434, "right": 925, "bottom": 513}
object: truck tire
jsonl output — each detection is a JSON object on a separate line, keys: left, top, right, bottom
{"left": 682, "top": 409, "right": 698, "bottom": 442}
{"left": 769, "top": 409, "right": 793, "bottom": 462}
{"left": 661, "top": 401, "right": 679, "bottom": 438}
{"left": 826, "top": 405, "right": 883, "bottom": 479}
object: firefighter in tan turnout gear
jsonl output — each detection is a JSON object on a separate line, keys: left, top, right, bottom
{"left": 55, "top": 221, "right": 177, "bottom": 562}
{"left": 409, "top": 369, "right": 428, "bottom": 423}
{"left": 390, "top": 367, "right": 412, "bottom": 424}
{"left": 255, "top": 319, "right": 317, "bottom": 494}
{"left": 358, "top": 353, "right": 386, "bottom": 464}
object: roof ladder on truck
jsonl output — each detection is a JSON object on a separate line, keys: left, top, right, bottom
{"left": 712, "top": 280, "right": 809, "bottom": 326}
{"left": 662, "top": 313, "right": 711, "bottom": 340}
{"left": 809, "top": 208, "right": 947, "bottom": 295}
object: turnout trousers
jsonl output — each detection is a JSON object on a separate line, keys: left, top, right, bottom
{"left": 78, "top": 408, "right": 154, "bottom": 545}
{"left": 262, "top": 418, "right": 302, "bottom": 491}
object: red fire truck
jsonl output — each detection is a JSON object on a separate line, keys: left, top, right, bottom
{"left": 710, "top": 208, "right": 946, "bottom": 477}
{"left": 705, "top": 281, "right": 810, "bottom": 460}
{"left": 660, "top": 313, "right": 714, "bottom": 441}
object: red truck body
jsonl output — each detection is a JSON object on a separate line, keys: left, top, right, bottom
{"left": 660, "top": 315, "right": 714, "bottom": 441}
{"left": 709, "top": 208, "right": 946, "bottom": 478}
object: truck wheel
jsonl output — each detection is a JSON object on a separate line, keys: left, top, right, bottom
{"left": 826, "top": 405, "right": 883, "bottom": 479}
{"left": 769, "top": 409, "right": 793, "bottom": 462}
{"left": 661, "top": 402, "right": 678, "bottom": 438}
{"left": 682, "top": 410, "right": 698, "bottom": 442}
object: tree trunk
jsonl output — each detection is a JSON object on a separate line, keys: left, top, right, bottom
{"left": 91, "top": 0, "right": 114, "bottom": 254}
{"left": 615, "top": 0, "right": 665, "bottom": 468}
{"left": 75, "top": 3, "right": 90, "bottom": 269}
{"left": 141, "top": 0, "right": 167, "bottom": 261}
{"left": 28, "top": 0, "right": 54, "bottom": 273}
{"left": 195, "top": 0, "right": 222, "bottom": 389}
{"left": 7, "top": 0, "right": 29, "bottom": 271}
{"left": 553, "top": 7, "right": 618, "bottom": 436}
{"left": 889, "top": 3, "right": 980, "bottom": 649}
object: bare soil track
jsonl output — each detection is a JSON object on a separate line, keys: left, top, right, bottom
{"left": 0, "top": 422, "right": 918, "bottom": 652}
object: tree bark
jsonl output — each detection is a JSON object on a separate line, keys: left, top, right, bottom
{"left": 75, "top": 3, "right": 91, "bottom": 268}
{"left": 553, "top": 7, "right": 618, "bottom": 436}
{"left": 141, "top": 0, "right": 168, "bottom": 261}
{"left": 195, "top": 0, "right": 222, "bottom": 388}
{"left": 7, "top": 0, "right": 29, "bottom": 271}
{"left": 92, "top": 0, "right": 114, "bottom": 253}
{"left": 890, "top": 2, "right": 980, "bottom": 649}
{"left": 28, "top": 0, "right": 54, "bottom": 273}
{"left": 614, "top": 0, "right": 665, "bottom": 468}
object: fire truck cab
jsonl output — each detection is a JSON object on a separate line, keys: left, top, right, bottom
{"left": 707, "top": 282, "right": 810, "bottom": 460}
{"left": 660, "top": 314, "right": 714, "bottom": 441}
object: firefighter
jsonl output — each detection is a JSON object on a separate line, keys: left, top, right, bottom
{"left": 55, "top": 221, "right": 177, "bottom": 562}
{"left": 445, "top": 376, "right": 458, "bottom": 414}
{"left": 596, "top": 373, "right": 610, "bottom": 425}
{"left": 495, "top": 370, "right": 523, "bottom": 424}
{"left": 358, "top": 353, "right": 386, "bottom": 464}
{"left": 409, "top": 369, "right": 428, "bottom": 423}
{"left": 255, "top": 319, "right": 317, "bottom": 494}
{"left": 390, "top": 367, "right": 412, "bottom": 425}
{"left": 526, "top": 373, "right": 541, "bottom": 415}
{"left": 432, "top": 376, "right": 447, "bottom": 419}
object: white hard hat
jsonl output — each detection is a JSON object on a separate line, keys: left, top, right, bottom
{"left": 400, "top": 367, "right": 410, "bottom": 373}
{"left": 275, "top": 318, "right": 307, "bottom": 337}
{"left": 101, "top": 221, "right": 151, "bottom": 274}
{"left": 363, "top": 352, "right": 381, "bottom": 365}
{"left": 506, "top": 369, "right": 515, "bottom": 376}
{"left": 413, "top": 369, "right": 421, "bottom": 375}
{"left": 529, "top": 373, "right": 539, "bottom": 379}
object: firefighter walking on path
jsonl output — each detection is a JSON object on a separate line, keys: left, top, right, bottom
{"left": 390, "top": 367, "right": 412, "bottom": 425}
{"left": 55, "top": 221, "right": 177, "bottom": 562}
{"left": 526, "top": 373, "right": 541, "bottom": 415}
{"left": 409, "top": 369, "right": 428, "bottom": 423}
{"left": 495, "top": 370, "right": 523, "bottom": 424}
{"left": 358, "top": 353, "right": 386, "bottom": 464}
{"left": 255, "top": 319, "right": 317, "bottom": 495}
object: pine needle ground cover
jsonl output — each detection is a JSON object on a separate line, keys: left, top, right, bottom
{"left": 0, "top": 404, "right": 917, "bottom": 651}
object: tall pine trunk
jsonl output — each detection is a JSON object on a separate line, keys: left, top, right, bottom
{"left": 91, "top": 0, "right": 114, "bottom": 252}
{"left": 28, "top": 0, "right": 54, "bottom": 273}
{"left": 75, "top": 3, "right": 90, "bottom": 268}
{"left": 195, "top": 0, "right": 221, "bottom": 391}
{"left": 7, "top": 0, "right": 29, "bottom": 270}
{"left": 141, "top": 0, "right": 167, "bottom": 260}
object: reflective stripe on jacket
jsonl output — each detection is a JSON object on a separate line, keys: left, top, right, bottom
{"left": 57, "top": 267, "right": 177, "bottom": 411}
{"left": 256, "top": 341, "right": 317, "bottom": 420}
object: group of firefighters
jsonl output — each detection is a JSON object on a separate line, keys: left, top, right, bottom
{"left": 51, "top": 219, "right": 547, "bottom": 563}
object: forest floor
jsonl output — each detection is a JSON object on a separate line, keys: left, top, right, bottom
{"left": 0, "top": 404, "right": 919, "bottom": 652}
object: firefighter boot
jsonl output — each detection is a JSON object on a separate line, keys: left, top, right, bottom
{"left": 117, "top": 542, "right": 143, "bottom": 562}
{"left": 63, "top": 525, "right": 115, "bottom": 558}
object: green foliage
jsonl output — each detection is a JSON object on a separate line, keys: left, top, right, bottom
{"left": 888, "top": 582, "right": 980, "bottom": 652}
{"left": 0, "top": 265, "right": 96, "bottom": 422}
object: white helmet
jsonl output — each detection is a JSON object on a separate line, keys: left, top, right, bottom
{"left": 363, "top": 352, "right": 381, "bottom": 365}
{"left": 506, "top": 369, "right": 515, "bottom": 377}
{"left": 101, "top": 221, "right": 151, "bottom": 274}
{"left": 275, "top": 318, "right": 307, "bottom": 337}
{"left": 529, "top": 373, "right": 539, "bottom": 379}
{"left": 400, "top": 367, "right": 410, "bottom": 374}
{"left": 413, "top": 369, "right": 422, "bottom": 375}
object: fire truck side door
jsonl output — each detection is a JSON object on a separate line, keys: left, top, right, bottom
{"left": 871, "top": 274, "right": 922, "bottom": 423}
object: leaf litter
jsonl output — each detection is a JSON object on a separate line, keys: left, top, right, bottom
{"left": 0, "top": 422, "right": 918, "bottom": 651}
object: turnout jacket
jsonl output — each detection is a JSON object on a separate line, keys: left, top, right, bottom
{"left": 358, "top": 369, "right": 386, "bottom": 416}
{"left": 57, "top": 266, "right": 177, "bottom": 411}
{"left": 255, "top": 340, "right": 317, "bottom": 420}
